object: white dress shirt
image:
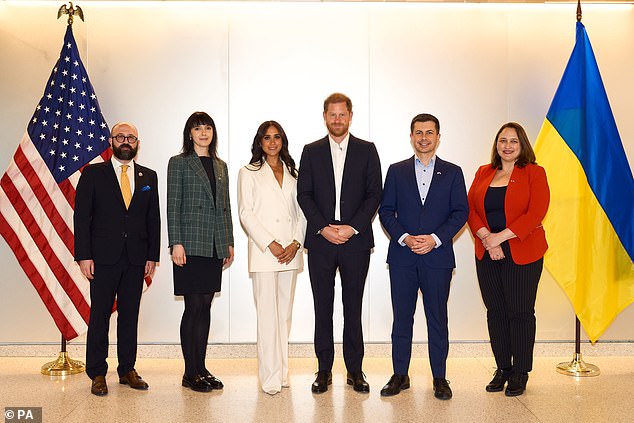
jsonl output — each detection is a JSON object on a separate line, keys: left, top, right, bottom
{"left": 329, "top": 133, "right": 350, "bottom": 222}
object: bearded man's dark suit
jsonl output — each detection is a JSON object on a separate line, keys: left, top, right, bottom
{"left": 74, "top": 160, "right": 160, "bottom": 379}
{"left": 297, "top": 134, "right": 382, "bottom": 373}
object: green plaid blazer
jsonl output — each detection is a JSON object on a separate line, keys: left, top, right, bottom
{"left": 167, "top": 153, "right": 234, "bottom": 258}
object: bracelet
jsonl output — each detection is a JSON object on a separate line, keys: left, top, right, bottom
{"left": 292, "top": 240, "right": 301, "bottom": 249}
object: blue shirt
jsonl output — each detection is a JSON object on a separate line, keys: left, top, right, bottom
{"left": 397, "top": 155, "right": 442, "bottom": 248}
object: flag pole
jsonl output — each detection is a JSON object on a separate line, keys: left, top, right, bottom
{"left": 554, "top": 1, "right": 600, "bottom": 378}
{"left": 556, "top": 317, "right": 600, "bottom": 377}
{"left": 40, "top": 2, "right": 87, "bottom": 377}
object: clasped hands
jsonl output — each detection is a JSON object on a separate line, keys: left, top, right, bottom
{"left": 480, "top": 231, "right": 505, "bottom": 261}
{"left": 320, "top": 224, "right": 355, "bottom": 245}
{"left": 268, "top": 241, "right": 299, "bottom": 265}
{"left": 403, "top": 234, "right": 436, "bottom": 255}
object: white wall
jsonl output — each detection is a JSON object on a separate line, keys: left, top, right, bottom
{"left": 1, "top": 2, "right": 632, "bottom": 344}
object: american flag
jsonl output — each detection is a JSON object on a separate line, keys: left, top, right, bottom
{"left": 0, "top": 25, "right": 125, "bottom": 341}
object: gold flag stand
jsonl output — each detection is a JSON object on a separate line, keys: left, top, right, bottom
{"left": 41, "top": 2, "right": 86, "bottom": 377}
{"left": 41, "top": 336, "right": 85, "bottom": 376}
{"left": 556, "top": 317, "right": 600, "bottom": 377}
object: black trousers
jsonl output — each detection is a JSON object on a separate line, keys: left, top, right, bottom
{"left": 86, "top": 248, "right": 144, "bottom": 379}
{"left": 308, "top": 248, "right": 370, "bottom": 373}
{"left": 475, "top": 243, "right": 543, "bottom": 373}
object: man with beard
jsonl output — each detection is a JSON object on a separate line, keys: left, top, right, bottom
{"left": 74, "top": 122, "right": 160, "bottom": 396}
{"left": 297, "top": 93, "right": 382, "bottom": 393}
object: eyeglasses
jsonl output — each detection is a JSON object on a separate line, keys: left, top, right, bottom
{"left": 111, "top": 134, "right": 139, "bottom": 144}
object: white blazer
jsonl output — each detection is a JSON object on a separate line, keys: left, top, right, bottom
{"left": 238, "top": 162, "right": 306, "bottom": 273}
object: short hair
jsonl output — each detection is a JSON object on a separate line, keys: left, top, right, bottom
{"left": 323, "top": 93, "right": 352, "bottom": 113}
{"left": 110, "top": 121, "right": 138, "bottom": 137}
{"left": 181, "top": 111, "right": 218, "bottom": 158}
{"left": 490, "top": 122, "right": 537, "bottom": 169}
{"left": 410, "top": 113, "right": 440, "bottom": 134}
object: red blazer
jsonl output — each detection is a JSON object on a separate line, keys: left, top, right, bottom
{"left": 467, "top": 163, "right": 549, "bottom": 265}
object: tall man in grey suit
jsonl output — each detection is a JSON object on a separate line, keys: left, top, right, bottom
{"left": 378, "top": 114, "right": 468, "bottom": 400}
{"left": 297, "top": 93, "right": 382, "bottom": 393}
{"left": 74, "top": 122, "right": 160, "bottom": 396}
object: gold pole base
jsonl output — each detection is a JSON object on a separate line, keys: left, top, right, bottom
{"left": 41, "top": 351, "right": 85, "bottom": 376}
{"left": 556, "top": 353, "right": 600, "bottom": 377}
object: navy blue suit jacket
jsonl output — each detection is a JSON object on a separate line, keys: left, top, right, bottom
{"left": 297, "top": 135, "right": 382, "bottom": 253}
{"left": 379, "top": 156, "right": 468, "bottom": 269}
{"left": 74, "top": 160, "right": 161, "bottom": 266}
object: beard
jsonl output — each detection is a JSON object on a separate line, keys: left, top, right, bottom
{"left": 326, "top": 122, "right": 349, "bottom": 138}
{"left": 113, "top": 143, "right": 138, "bottom": 161}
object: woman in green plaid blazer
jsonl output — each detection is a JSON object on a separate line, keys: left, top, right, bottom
{"left": 167, "top": 112, "right": 234, "bottom": 392}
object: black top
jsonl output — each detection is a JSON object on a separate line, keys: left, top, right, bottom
{"left": 484, "top": 186, "right": 507, "bottom": 233}
{"left": 199, "top": 156, "right": 216, "bottom": 198}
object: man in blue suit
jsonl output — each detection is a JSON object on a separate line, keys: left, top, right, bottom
{"left": 378, "top": 114, "right": 468, "bottom": 399}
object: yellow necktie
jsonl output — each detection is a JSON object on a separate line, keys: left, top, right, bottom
{"left": 120, "top": 164, "right": 132, "bottom": 209}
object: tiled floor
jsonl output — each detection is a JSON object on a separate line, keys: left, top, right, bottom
{"left": 1, "top": 356, "right": 633, "bottom": 423}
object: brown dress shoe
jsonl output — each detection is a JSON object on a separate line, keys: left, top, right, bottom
{"left": 119, "top": 370, "right": 149, "bottom": 390}
{"left": 91, "top": 375, "right": 108, "bottom": 396}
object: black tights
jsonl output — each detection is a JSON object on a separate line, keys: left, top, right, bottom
{"left": 180, "top": 293, "right": 214, "bottom": 378}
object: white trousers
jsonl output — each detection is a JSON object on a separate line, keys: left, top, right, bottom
{"left": 252, "top": 270, "right": 297, "bottom": 394}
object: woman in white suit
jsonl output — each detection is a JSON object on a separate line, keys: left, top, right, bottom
{"left": 238, "top": 120, "right": 306, "bottom": 395}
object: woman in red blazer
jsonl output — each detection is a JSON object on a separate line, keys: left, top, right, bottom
{"left": 467, "top": 122, "right": 549, "bottom": 397}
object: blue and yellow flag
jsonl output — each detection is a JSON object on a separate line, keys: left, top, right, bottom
{"left": 534, "top": 22, "right": 634, "bottom": 342}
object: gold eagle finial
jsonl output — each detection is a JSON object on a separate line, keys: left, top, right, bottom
{"left": 57, "top": 2, "right": 84, "bottom": 26}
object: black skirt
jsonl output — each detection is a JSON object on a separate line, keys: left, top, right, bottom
{"left": 173, "top": 255, "right": 223, "bottom": 295}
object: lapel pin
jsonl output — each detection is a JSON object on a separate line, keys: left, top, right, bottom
{"left": 436, "top": 171, "right": 442, "bottom": 175}
{"left": 138, "top": 172, "right": 143, "bottom": 177}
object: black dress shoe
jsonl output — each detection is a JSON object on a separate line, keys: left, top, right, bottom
{"left": 486, "top": 369, "right": 510, "bottom": 392}
{"left": 380, "top": 374, "right": 410, "bottom": 397}
{"left": 311, "top": 371, "right": 332, "bottom": 393}
{"left": 347, "top": 371, "right": 370, "bottom": 393}
{"left": 91, "top": 375, "right": 108, "bottom": 396}
{"left": 182, "top": 374, "right": 213, "bottom": 392}
{"left": 505, "top": 373, "right": 528, "bottom": 397}
{"left": 203, "top": 370, "right": 224, "bottom": 390}
{"left": 433, "top": 378, "right": 452, "bottom": 400}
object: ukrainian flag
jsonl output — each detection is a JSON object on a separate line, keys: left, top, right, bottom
{"left": 534, "top": 22, "right": 634, "bottom": 342}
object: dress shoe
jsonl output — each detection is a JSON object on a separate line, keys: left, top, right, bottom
{"left": 311, "top": 371, "right": 332, "bottom": 393}
{"left": 91, "top": 375, "right": 108, "bottom": 396}
{"left": 347, "top": 371, "right": 370, "bottom": 393}
{"left": 486, "top": 369, "right": 510, "bottom": 392}
{"left": 182, "top": 374, "right": 213, "bottom": 392}
{"left": 203, "top": 370, "right": 224, "bottom": 390}
{"left": 433, "top": 378, "right": 452, "bottom": 400}
{"left": 380, "top": 374, "right": 410, "bottom": 397}
{"left": 119, "top": 369, "right": 149, "bottom": 390}
{"left": 505, "top": 372, "right": 528, "bottom": 397}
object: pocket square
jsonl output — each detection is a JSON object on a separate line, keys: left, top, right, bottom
{"left": 141, "top": 185, "right": 151, "bottom": 192}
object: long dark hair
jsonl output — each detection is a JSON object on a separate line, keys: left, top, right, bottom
{"left": 490, "top": 122, "right": 536, "bottom": 169}
{"left": 181, "top": 111, "right": 218, "bottom": 158}
{"left": 248, "top": 121, "right": 298, "bottom": 178}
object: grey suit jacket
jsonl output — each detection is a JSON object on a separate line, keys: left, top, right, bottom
{"left": 167, "top": 153, "right": 233, "bottom": 258}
